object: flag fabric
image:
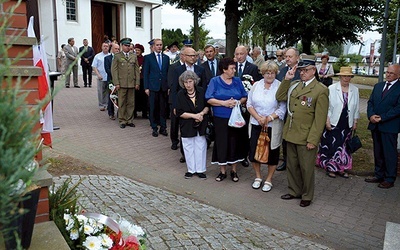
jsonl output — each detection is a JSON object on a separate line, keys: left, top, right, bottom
{"left": 27, "top": 16, "right": 53, "bottom": 147}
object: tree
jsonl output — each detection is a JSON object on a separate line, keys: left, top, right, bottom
{"left": 162, "top": 28, "right": 186, "bottom": 50}
{"left": 188, "top": 24, "right": 212, "bottom": 50}
{"left": 252, "top": 0, "right": 382, "bottom": 54}
{"left": 163, "top": 0, "right": 219, "bottom": 50}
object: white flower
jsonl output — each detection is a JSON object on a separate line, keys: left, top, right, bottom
{"left": 76, "top": 214, "right": 88, "bottom": 224}
{"left": 99, "top": 234, "right": 113, "bottom": 248}
{"left": 119, "top": 219, "right": 145, "bottom": 237}
{"left": 83, "top": 224, "right": 95, "bottom": 235}
{"left": 70, "top": 228, "right": 79, "bottom": 240}
{"left": 83, "top": 236, "right": 102, "bottom": 250}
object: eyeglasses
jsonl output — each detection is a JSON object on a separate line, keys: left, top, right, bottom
{"left": 185, "top": 54, "right": 197, "bottom": 57}
{"left": 276, "top": 54, "right": 283, "bottom": 57}
{"left": 263, "top": 71, "right": 276, "bottom": 75}
{"left": 299, "top": 68, "right": 314, "bottom": 73}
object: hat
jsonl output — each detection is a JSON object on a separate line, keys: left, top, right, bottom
{"left": 120, "top": 38, "right": 132, "bottom": 45}
{"left": 168, "top": 41, "right": 179, "bottom": 50}
{"left": 134, "top": 43, "right": 144, "bottom": 52}
{"left": 148, "top": 39, "right": 154, "bottom": 46}
{"left": 182, "top": 38, "right": 193, "bottom": 46}
{"left": 298, "top": 55, "right": 316, "bottom": 68}
{"left": 336, "top": 66, "right": 354, "bottom": 76}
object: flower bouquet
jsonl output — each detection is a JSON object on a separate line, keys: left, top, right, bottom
{"left": 241, "top": 74, "right": 254, "bottom": 92}
{"left": 63, "top": 211, "right": 146, "bottom": 250}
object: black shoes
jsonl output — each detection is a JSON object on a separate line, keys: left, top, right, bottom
{"left": 120, "top": 124, "right": 126, "bottom": 129}
{"left": 179, "top": 156, "right": 186, "bottom": 163}
{"left": 159, "top": 129, "right": 168, "bottom": 136}
{"left": 127, "top": 123, "right": 135, "bottom": 127}
{"left": 197, "top": 173, "right": 207, "bottom": 179}
{"left": 281, "top": 194, "right": 300, "bottom": 200}
{"left": 378, "top": 181, "right": 394, "bottom": 189}
{"left": 276, "top": 161, "right": 286, "bottom": 171}
{"left": 300, "top": 200, "right": 312, "bottom": 207}
{"left": 185, "top": 172, "right": 194, "bottom": 179}
{"left": 241, "top": 159, "right": 249, "bottom": 167}
{"left": 152, "top": 130, "right": 159, "bottom": 137}
{"left": 171, "top": 144, "right": 178, "bottom": 150}
{"left": 74, "top": 85, "right": 80, "bottom": 88}
{"left": 65, "top": 86, "right": 70, "bottom": 88}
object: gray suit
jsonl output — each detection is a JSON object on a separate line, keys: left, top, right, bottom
{"left": 64, "top": 44, "right": 79, "bottom": 87}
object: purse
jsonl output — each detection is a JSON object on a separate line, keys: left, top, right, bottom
{"left": 346, "top": 131, "right": 362, "bottom": 153}
{"left": 228, "top": 102, "right": 246, "bottom": 128}
{"left": 254, "top": 126, "right": 270, "bottom": 163}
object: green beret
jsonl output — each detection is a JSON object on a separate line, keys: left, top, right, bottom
{"left": 120, "top": 38, "right": 132, "bottom": 45}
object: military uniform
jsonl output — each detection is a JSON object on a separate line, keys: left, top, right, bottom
{"left": 111, "top": 50, "right": 140, "bottom": 126}
{"left": 276, "top": 78, "right": 328, "bottom": 201}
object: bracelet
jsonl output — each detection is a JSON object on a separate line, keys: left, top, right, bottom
{"left": 269, "top": 115, "right": 274, "bottom": 121}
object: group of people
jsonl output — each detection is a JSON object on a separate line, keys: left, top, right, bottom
{"left": 59, "top": 37, "right": 400, "bottom": 208}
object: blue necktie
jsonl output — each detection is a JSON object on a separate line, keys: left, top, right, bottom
{"left": 238, "top": 63, "right": 243, "bottom": 77}
{"left": 210, "top": 61, "right": 215, "bottom": 76}
{"left": 157, "top": 53, "right": 162, "bottom": 70}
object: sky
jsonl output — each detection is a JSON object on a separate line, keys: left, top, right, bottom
{"left": 161, "top": 3, "right": 382, "bottom": 42}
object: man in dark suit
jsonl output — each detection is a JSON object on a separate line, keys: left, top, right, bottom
{"left": 365, "top": 64, "right": 400, "bottom": 189}
{"left": 275, "top": 47, "right": 301, "bottom": 171}
{"left": 143, "top": 38, "right": 170, "bottom": 137}
{"left": 104, "top": 42, "right": 120, "bottom": 120}
{"left": 201, "top": 44, "right": 221, "bottom": 87}
{"left": 170, "top": 47, "right": 206, "bottom": 159}
{"left": 234, "top": 45, "right": 262, "bottom": 168}
{"left": 79, "top": 39, "right": 95, "bottom": 87}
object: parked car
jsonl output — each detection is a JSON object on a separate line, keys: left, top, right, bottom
{"left": 352, "top": 68, "right": 367, "bottom": 75}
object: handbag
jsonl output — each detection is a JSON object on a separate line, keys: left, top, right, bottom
{"left": 228, "top": 102, "right": 246, "bottom": 128}
{"left": 321, "top": 77, "right": 333, "bottom": 87}
{"left": 254, "top": 126, "right": 270, "bottom": 163}
{"left": 346, "top": 131, "right": 362, "bottom": 153}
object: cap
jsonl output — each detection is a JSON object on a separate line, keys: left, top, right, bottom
{"left": 298, "top": 55, "right": 316, "bottom": 68}
{"left": 148, "top": 39, "right": 154, "bottom": 46}
{"left": 182, "top": 38, "right": 193, "bottom": 46}
{"left": 120, "top": 38, "right": 132, "bottom": 45}
{"left": 168, "top": 41, "right": 179, "bottom": 49}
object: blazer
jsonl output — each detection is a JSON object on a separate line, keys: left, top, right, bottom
{"left": 367, "top": 79, "right": 400, "bottom": 133}
{"left": 143, "top": 52, "right": 170, "bottom": 92}
{"left": 276, "top": 65, "right": 301, "bottom": 82}
{"left": 201, "top": 59, "right": 221, "bottom": 87}
{"left": 328, "top": 82, "right": 360, "bottom": 128}
{"left": 111, "top": 52, "right": 140, "bottom": 88}
{"left": 168, "top": 61, "right": 183, "bottom": 103}
{"left": 170, "top": 64, "right": 206, "bottom": 108}
{"left": 236, "top": 61, "right": 262, "bottom": 81}
{"left": 64, "top": 44, "right": 78, "bottom": 64}
{"left": 79, "top": 46, "right": 95, "bottom": 66}
{"left": 104, "top": 54, "right": 113, "bottom": 83}
{"left": 276, "top": 78, "right": 329, "bottom": 146}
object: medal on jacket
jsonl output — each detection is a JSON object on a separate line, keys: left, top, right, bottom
{"left": 301, "top": 96, "right": 306, "bottom": 106}
{"left": 307, "top": 97, "right": 312, "bottom": 107}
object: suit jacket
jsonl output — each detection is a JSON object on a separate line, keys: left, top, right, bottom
{"left": 104, "top": 54, "right": 113, "bottom": 83}
{"left": 79, "top": 46, "right": 95, "bottom": 66}
{"left": 111, "top": 52, "right": 140, "bottom": 88}
{"left": 64, "top": 44, "right": 78, "bottom": 64}
{"left": 168, "top": 61, "right": 183, "bottom": 103}
{"left": 170, "top": 64, "right": 206, "bottom": 108}
{"left": 236, "top": 61, "right": 262, "bottom": 81}
{"left": 276, "top": 78, "right": 329, "bottom": 146}
{"left": 328, "top": 82, "right": 360, "bottom": 128}
{"left": 143, "top": 52, "right": 170, "bottom": 92}
{"left": 276, "top": 65, "right": 301, "bottom": 82}
{"left": 367, "top": 79, "right": 400, "bottom": 133}
{"left": 201, "top": 59, "right": 221, "bottom": 88}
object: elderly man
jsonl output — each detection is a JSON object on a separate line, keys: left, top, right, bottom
{"left": 92, "top": 42, "right": 110, "bottom": 111}
{"left": 365, "top": 64, "right": 400, "bottom": 188}
{"left": 252, "top": 46, "right": 265, "bottom": 69}
{"left": 275, "top": 49, "right": 286, "bottom": 71}
{"left": 64, "top": 37, "right": 79, "bottom": 88}
{"left": 276, "top": 55, "right": 329, "bottom": 207}
{"left": 111, "top": 38, "right": 140, "bottom": 128}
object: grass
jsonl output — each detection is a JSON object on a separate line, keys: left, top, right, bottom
{"left": 332, "top": 75, "right": 378, "bottom": 87}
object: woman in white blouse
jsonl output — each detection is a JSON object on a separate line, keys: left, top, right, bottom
{"left": 247, "top": 61, "right": 286, "bottom": 192}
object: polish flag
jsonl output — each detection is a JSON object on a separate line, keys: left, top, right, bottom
{"left": 27, "top": 16, "right": 53, "bottom": 147}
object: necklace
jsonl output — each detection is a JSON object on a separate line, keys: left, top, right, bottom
{"left": 187, "top": 91, "right": 196, "bottom": 98}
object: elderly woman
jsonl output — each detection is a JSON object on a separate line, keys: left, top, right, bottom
{"left": 176, "top": 71, "right": 209, "bottom": 179}
{"left": 247, "top": 61, "right": 286, "bottom": 191}
{"left": 316, "top": 55, "right": 334, "bottom": 86}
{"left": 133, "top": 43, "right": 148, "bottom": 119}
{"left": 317, "top": 66, "right": 360, "bottom": 178}
{"left": 205, "top": 57, "right": 248, "bottom": 182}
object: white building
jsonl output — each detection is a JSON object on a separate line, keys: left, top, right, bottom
{"left": 32, "top": 0, "right": 162, "bottom": 70}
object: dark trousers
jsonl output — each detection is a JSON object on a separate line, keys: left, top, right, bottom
{"left": 372, "top": 130, "right": 398, "bottom": 183}
{"left": 134, "top": 79, "right": 148, "bottom": 117}
{"left": 170, "top": 104, "right": 180, "bottom": 146}
{"left": 82, "top": 64, "right": 92, "bottom": 86}
{"left": 149, "top": 90, "right": 167, "bottom": 131}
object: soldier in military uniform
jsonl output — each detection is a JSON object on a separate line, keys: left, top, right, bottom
{"left": 111, "top": 38, "right": 140, "bottom": 128}
{"left": 275, "top": 55, "right": 329, "bottom": 207}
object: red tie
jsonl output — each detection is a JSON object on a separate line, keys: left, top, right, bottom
{"left": 382, "top": 82, "right": 391, "bottom": 98}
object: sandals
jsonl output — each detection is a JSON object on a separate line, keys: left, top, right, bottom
{"left": 327, "top": 172, "right": 336, "bottom": 178}
{"left": 252, "top": 178, "right": 262, "bottom": 189}
{"left": 338, "top": 172, "right": 349, "bottom": 178}
{"left": 215, "top": 172, "right": 227, "bottom": 182}
{"left": 231, "top": 171, "right": 239, "bottom": 182}
{"left": 262, "top": 181, "right": 273, "bottom": 192}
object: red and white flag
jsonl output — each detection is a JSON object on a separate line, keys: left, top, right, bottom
{"left": 27, "top": 16, "right": 53, "bottom": 147}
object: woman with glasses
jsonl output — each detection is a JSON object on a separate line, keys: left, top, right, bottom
{"left": 247, "top": 61, "right": 286, "bottom": 191}
{"left": 316, "top": 66, "right": 360, "bottom": 178}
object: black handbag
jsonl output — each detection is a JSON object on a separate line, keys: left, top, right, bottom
{"left": 346, "top": 131, "right": 362, "bottom": 153}
{"left": 321, "top": 77, "right": 333, "bottom": 87}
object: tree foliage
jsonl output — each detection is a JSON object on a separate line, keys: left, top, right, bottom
{"left": 250, "top": 0, "right": 382, "bottom": 54}
{"left": 163, "top": 0, "right": 219, "bottom": 50}
{"left": 162, "top": 28, "right": 186, "bottom": 50}
{"left": 189, "top": 24, "right": 212, "bottom": 50}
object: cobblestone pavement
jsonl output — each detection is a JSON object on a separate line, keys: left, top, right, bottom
{"left": 48, "top": 77, "right": 400, "bottom": 249}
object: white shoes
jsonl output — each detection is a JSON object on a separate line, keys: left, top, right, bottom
{"left": 262, "top": 181, "right": 273, "bottom": 192}
{"left": 252, "top": 178, "right": 262, "bottom": 189}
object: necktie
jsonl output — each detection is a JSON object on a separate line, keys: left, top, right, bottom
{"left": 382, "top": 82, "right": 391, "bottom": 98}
{"left": 210, "top": 61, "right": 215, "bottom": 76}
{"left": 302, "top": 82, "right": 306, "bottom": 89}
{"left": 125, "top": 53, "right": 129, "bottom": 59}
{"left": 157, "top": 53, "right": 162, "bottom": 70}
{"left": 238, "top": 63, "right": 243, "bottom": 77}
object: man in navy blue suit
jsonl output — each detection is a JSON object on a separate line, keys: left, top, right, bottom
{"left": 365, "top": 64, "right": 400, "bottom": 189}
{"left": 144, "top": 38, "right": 170, "bottom": 137}
{"left": 201, "top": 45, "right": 221, "bottom": 87}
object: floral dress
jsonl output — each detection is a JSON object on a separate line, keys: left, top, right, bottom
{"left": 316, "top": 92, "right": 352, "bottom": 172}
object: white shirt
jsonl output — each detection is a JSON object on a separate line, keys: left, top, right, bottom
{"left": 92, "top": 52, "right": 110, "bottom": 80}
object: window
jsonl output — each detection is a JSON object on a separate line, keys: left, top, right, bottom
{"left": 66, "top": 0, "right": 77, "bottom": 21}
{"left": 136, "top": 7, "right": 143, "bottom": 28}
